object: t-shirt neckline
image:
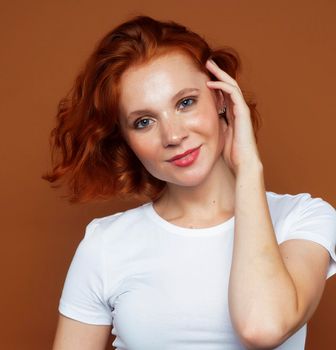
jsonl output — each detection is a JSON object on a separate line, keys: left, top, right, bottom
{"left": 141, "top": 201, "right": 235, "bottom": 237}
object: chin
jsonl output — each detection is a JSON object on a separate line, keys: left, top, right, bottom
{"left": 146, "top": 154, "right": 218, "bottom": 187}
{"left": 165, "top": 168, "right": 213, "bottom": 188}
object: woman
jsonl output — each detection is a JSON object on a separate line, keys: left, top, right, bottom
{"left": 44, "top": 15, "right": 336, "bottom": 350}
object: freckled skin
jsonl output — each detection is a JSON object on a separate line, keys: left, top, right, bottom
{"left": 118, "top": 52, "right": 227, "bottom": 189}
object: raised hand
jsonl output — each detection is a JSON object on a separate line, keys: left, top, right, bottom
{"left": 205, "top": 59, "right": 262, "bottom": 175}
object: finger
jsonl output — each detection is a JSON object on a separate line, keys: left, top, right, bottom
{"left": 206, "top": 59, "right": 236, "bottom": 83}
{"left": 206, "top": 80, "right": 248, "bottom": 109}
{"left": 206, "top": 59, "right": 241, "bottom": 90}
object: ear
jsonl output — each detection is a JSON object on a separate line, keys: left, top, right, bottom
{"left": 214, "top": 89, "right": 225, "bottom": 111}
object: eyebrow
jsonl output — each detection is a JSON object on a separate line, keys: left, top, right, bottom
{"left": 127, "top": 88, "right": 200, "bottom": 119}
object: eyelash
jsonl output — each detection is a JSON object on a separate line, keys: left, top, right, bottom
{"left": 133, "top": 96, "right": 198, "bottom": 129}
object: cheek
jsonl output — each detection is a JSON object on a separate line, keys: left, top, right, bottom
{"left": 188, "top": 104, "right": 220, "bottom": 135}
{"left": 129, "top": 143, "right": 165, "bottom": 180}
{"left": 127, "top": 138, "right": 158, "bottom": 166}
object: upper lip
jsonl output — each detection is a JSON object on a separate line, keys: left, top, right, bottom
{"left": 167, "top": 146, "right": 201, "bottom": 162}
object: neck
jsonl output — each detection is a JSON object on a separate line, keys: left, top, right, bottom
{"left": 153, "top": 157, "right": 236, "bottom": 222}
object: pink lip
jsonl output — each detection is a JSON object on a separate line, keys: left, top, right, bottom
{"left": 168, "top": 146, "right": 201, "bottom": 162}
{"left": 168, "top": 146, "right": 201, "bottom": 167}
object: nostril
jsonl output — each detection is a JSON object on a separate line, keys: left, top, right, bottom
{"left": 161, "top": 125, "right": 188, "bottom": 147}
{"left": 163, "top": 132, "right": 189, "bottom": 147}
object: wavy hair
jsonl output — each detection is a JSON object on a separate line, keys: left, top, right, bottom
{"left": 42, "top": 15, "right": 262, "bottom": 203}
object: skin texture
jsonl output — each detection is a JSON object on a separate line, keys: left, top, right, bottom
{"left": 53, "top": 51, "right": 331, "bottom": 349}
{"left": 118, "top": 52, "right": 330, "bottom": 348}
{"left": 52, "top": 315, "right": 111, "bottom": 350}
{"left": 203, "top": 59, "right": 330, "bottom": 348}
{"left": 118, "top": 52, "right": 236, "bottom": 226}
{"left": 118, "top": 53, "right": 226, "bottom": 186}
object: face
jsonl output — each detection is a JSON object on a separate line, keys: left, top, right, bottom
{"left": 118, "top": 52, "right": 226, "bottom": 188}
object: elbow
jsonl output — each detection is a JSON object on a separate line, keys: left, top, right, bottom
{"left": 238, "top": 322, "right": 288, "bottom": 349}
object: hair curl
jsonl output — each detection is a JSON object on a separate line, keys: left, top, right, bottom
{"left": 42, "top": 15, "right": 262, "bottom": 204}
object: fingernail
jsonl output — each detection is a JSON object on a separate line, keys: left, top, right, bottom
{"left": 209, "top": 58, "right": 217, "bottom": 65}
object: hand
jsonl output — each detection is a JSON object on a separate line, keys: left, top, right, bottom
{"left": 205, "top": 59, "right": 262, "bottom": 176}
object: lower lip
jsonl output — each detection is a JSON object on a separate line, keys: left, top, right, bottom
{"left": 170, "top": 147, "right": 201, "bottom": 167}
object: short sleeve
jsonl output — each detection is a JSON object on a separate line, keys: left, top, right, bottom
{"left": 58, "top": 219, "right": 113, "bottom": 325}
{"left": 280, "top": 193, "right": 336, "bottom": 279}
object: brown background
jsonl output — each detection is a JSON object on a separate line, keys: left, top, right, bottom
{"left": 0, "top": 0, "right": 335, "bottom": 349}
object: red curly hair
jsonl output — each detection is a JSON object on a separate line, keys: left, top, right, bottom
{"left": 42, "top": 15, "right": 262, "bottom": 204}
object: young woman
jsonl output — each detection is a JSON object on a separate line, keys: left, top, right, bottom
{"left": 44, "top": 15, "right": 336, "bottom": 350}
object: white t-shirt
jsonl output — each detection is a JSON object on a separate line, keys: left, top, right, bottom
{"left": 59, "top": 191, "right": 336, "bottom": 350}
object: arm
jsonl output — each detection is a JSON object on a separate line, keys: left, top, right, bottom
{"left": 54, "top": 220, "right": 114, "bottom": 349}
{"left": 229, "top": 162, "right": 330, "bottom": 349}
{"left": 205, "top": 59, "right": 331, "bottom": 349}
{"left": 52, "top": 314, "right": 112, "bottom": 350}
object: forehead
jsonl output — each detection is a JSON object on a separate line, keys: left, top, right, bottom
{"left": 121, "top": 51, "right": 202, "bottom": 84}
{"left": 119, "top": 52, "right": 207, "bottom": 113}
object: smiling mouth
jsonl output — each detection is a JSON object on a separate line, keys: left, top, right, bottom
{"left": 167, "top": 146, "right": 201, "bottom": 167}
{"left": 168, "top": 146, "right": 201, "bottom": 162}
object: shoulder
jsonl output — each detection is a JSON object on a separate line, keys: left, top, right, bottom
{"left": 68, "top": 203, "right": 150, "bottom": 273}
{"left": 266, "top": 190, "right": 336, "bottom": 250}
{"left": 266, "top": 190, "right": 335, "bottom": 219}
{"left": 82, "top": 202, "right": 150, "bottom": 243}
{"left": 267, "top": 191, "right": 336, "bottom": 279}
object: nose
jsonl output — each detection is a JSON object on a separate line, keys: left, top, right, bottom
{"left": 160, "top": 115, "right": 188, "bottom": 147}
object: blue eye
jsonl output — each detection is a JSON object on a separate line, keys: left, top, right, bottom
{"left": 178, "top": 97, "right": 197, "bottom": 110}
{"left": 134, "top": 118, "right": 153, "bottom": 129}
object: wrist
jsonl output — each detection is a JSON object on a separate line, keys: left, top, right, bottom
{"left": 236, "top": 159, "right": 263, "bottom": 177}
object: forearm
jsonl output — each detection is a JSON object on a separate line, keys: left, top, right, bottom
{"left": 229, "top": 162, "right": 298, "bottom": 346}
